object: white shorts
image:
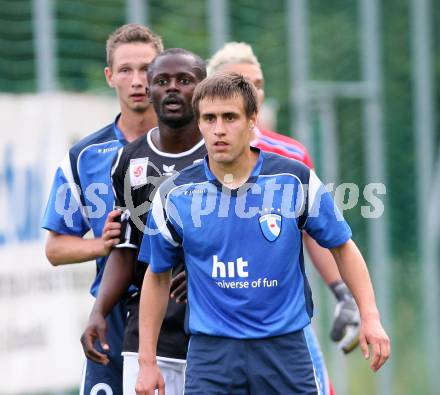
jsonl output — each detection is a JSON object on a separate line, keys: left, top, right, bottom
{"left": 122, "top": 352, "right": 186, "bottom": 395}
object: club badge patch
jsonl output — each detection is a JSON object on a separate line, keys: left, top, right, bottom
{"left": 129, "top": 157, "right": 149, "bottom": 187}
{"left": 259, "top": 213, "right": 282, "bottom": 242}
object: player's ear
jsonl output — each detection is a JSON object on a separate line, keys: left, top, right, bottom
{"left": 104, "top": 67, "right": 114, "bottom": 88}
{"left": 249, "top": 113, "right": 258, "bottom": 129}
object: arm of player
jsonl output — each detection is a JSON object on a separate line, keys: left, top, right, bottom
{"left": 304, "top": 232, "right": 340, "bottom": 283}
{"left": 136, "top": 267, "right": 172, "bottom": 395}
{"left": 45, "top": 209, "right": 121, "bottom": 265}
{"left": 80, "top": 246, "right": 136, "bottom": 364}
{"left": 330, "top": 239, "right": 390, "bottom": 371}
{"left": 303, "top": 232, "right": 360, "bottom": 353}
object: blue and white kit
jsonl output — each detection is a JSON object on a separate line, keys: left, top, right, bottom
{"left": 139, "top": 149, "right": 351, "bottom": 393}
{"left": 41, "top": 116, "right": 127, "bottom": 394}
{"left": 140, "top": 149, "right": 352, "bottom": 339}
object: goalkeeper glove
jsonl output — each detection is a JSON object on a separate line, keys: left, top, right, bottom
{"left": 329, "top": 281, "right": 360, "bottom": 354}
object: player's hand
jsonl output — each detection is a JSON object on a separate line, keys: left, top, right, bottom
{"left": 359, "top": 314, "right": 391, "bottom": 372}
{"left": 170, "top": 271, "right": 187, "bottom": 304}
{"left": 329, "top": 281, "right": 360, "bottom": 353}
{"left": 80, "top": 311, "right": 110, "bottom": 365}
{"left": 135, "top": 363, "right": 165, "bottom": 395}
{"left": 101, "top": 209, "right": 122, "bottom": 255}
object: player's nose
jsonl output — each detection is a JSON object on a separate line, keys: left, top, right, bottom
{"left": 213, "top": 119, "right": 225, "bottom": 135}
{"left": 131, "top": 70, "right": 146, "bottom": 87}
{"left": 166, "top": 78, "right": 179, "bottom": 92}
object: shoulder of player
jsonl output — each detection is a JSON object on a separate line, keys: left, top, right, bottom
{"left": 159, "top": 160, "right": 206, "bottom": 197}
{"left": 110, "top": 135, "right": 150, "bottom": 186}
{"left": 117, "top": 134, "right": 149, "bottom": 164}
{"left": 174, "top": 159, "right": 205, "bottom": 185}
{"left": 260, "top": 151, "right": 310, "bottom": 182}
{"left": 259, "top": 128, "right": 309, "bottom": 154}
{"left": 68, "top": 122, "right": 117, "bottom": 160}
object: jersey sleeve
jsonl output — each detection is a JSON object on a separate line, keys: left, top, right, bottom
{"left": 303, "top": 170, "right": 352, "bottom": 248}
{"left": 111, "top": 148, "right": 140, "bottom": 250}
{"left": 138, "top": 187, "right": 183, "bottom": 273}
{"left": 41, "top": 153, "right": 90, "bottom": 236}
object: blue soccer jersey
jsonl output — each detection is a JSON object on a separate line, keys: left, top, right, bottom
{"left": 41, "top": 116, "right": 127, "bottom": 296}
{"left": 139, "top": 149, "right": 352, "bottom": 339}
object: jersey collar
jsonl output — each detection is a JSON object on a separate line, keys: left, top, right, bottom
{"left": 112, "top": 114, "right": 128, "bottom": 144}
{"left": 203, "top": 147, "right": 264, "bottom": 187}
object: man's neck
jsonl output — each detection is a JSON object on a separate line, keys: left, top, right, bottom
{"left": 210, "top": 149, "right": 259, "bottom": 189}
{"left": 117, "top": 106, "right": 157, "bottom": 143}
{"left": 151, "top": 120, "right": 203, "bottom": 154}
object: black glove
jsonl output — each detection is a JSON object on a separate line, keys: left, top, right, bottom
{"left": 329, "top": 281, "right": 360, "bottom": 354}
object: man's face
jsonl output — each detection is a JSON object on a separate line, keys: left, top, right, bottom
{"left": 198, "top": 95, "right": 256, "bottom": 165}
{"left": 218, "top": 63, "right": 265, "bottom": 107}
{"left": 105, "top": 42, "right": 158, "bottom": 113}
{"left": 148, "top": 54, "right": 202, "bottom": 128}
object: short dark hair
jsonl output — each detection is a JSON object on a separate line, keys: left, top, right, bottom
{"left": 106, "top": 24, "right": 163, "bottom": 68}
{"left": 192, "top": 72, "right": 258, "bottom": 120}
{"left": 147, "top": 48, "right": 207, "bottom": 82}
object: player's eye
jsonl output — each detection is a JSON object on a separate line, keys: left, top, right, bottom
{"left": 156, "top": 78, "right": 168, "bottom": 86}
{"left": 203, "top": 115, "right": 215, "bottom": 123}
{"left": 180, "top": 77, "right": 191, "bottom": 85}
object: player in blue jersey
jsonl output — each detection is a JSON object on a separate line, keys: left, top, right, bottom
{"left": 205, "top": 42, "right": 360, "bottom": 394}
{"left": 41, "top": 24, "right": 163, "bottom": 394}
{"left": 135, "top": 73, "right": 390, "bottom": 394}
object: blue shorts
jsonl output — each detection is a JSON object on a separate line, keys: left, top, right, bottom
{"left": 185, "top": 330, "right": 319, "bottom": 395}
{"left": 80, "top": 301, "right": 126, "bottom": 395}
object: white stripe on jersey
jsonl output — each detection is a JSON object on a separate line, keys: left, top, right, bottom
{"left": 147, "top": 127, "right": 205, "bottom": 158}
{"left": 151, "top": 191, "right": 180, "bottom": 247}
{"left": 308, "top": 170, "right": 323, "bottom": 214}
{"left": 79, "top": 359, "right": 87, "bottom": 395}
{"left": 111, "top": 147, "right": 124, "bottom": 201}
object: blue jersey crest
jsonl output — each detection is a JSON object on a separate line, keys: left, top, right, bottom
{"left": 259, "top": 213, "right": 282, "bottom": 241}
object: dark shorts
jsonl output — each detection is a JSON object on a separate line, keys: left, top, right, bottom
{"left": 185, "top": 330, "right": 319, "bottom": 395}
{"left": 80, "top": 301, "right": 125, "bottom": 395}
{"left": 123, "top": 291, "right": 188, "bottom": 360}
